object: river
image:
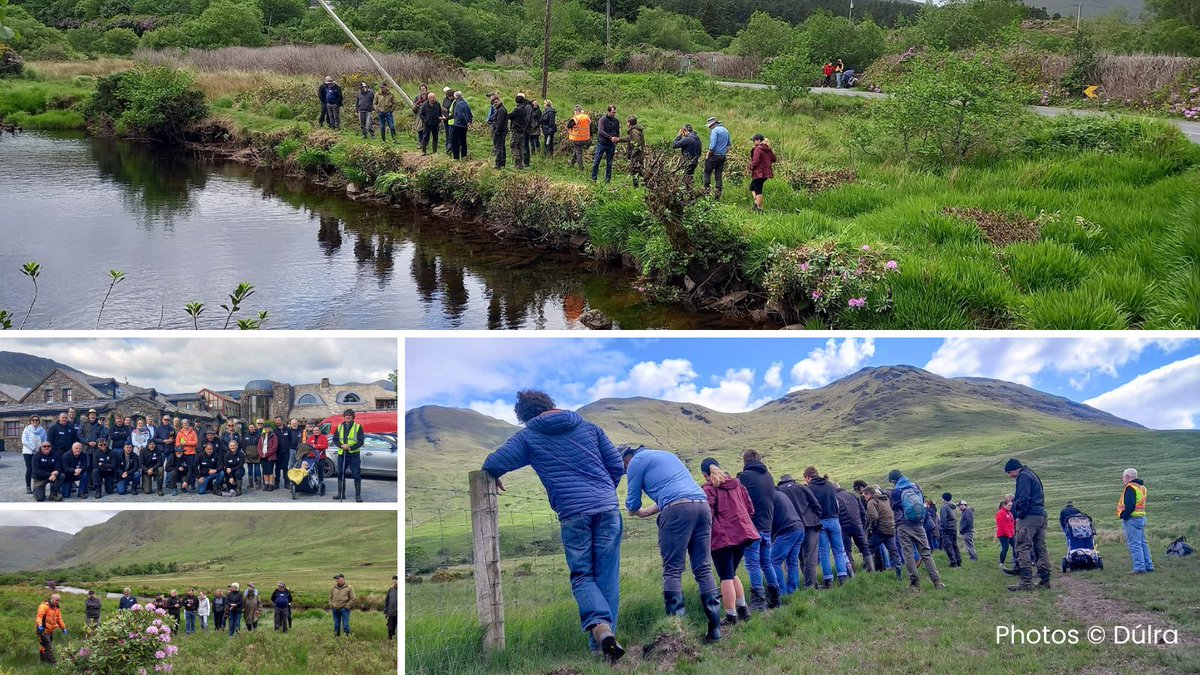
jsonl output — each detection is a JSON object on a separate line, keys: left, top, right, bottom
{"left": 0, "top": 132, "right": 756, "bottom": 330}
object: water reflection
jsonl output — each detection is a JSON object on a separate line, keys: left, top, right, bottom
{"left": 0, "top": 133, "right": 755, "bottom": 330}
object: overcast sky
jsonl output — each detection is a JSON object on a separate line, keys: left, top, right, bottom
{"left": 407, "top": 337, "right": 1200, "bottom": 430}
{"left": 1, "top": 511, "right": 117, "bottom": 534}
{"left": 1, "top": 338, "right": 396, "bottom": 392}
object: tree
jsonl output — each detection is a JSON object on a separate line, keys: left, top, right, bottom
{"left": 1147, "top": 0, "right": 1200, "bottom": 29}
{"left": 623, "top": 6, "right": 713, "bottom": 52}
{"left": 791, "top": 11, "right": 885, "bottom": 71}
{"left": 911, "top": 0, "right": 1024, "bottom": 50}
{"left": 185, "top": 0, "right": 267, "bottom": 48}
{"left": 100, "top": 27, "right": 141, "bottom": 55}
{"left": 728, "top": 11, "right": 794, "bottom": 60}
{"left": 258, "top": 0, "right": 306, "bottom": 27}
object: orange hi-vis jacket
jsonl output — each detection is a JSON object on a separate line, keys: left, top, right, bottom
{"left": 36, "top": 602, "right": 66, "bottom": 632}
{"left": 568, "top": 113, "right": 591, "bottom": 142}
{"left": 177, "top": 427, "right": 198, "bottom": 455}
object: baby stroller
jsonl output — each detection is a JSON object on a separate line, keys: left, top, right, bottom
{"left": 287, "top": 444, "right": 326, "bottom": 500}
{"left": 1062, "top": 512, "right": 1103, "bottom": 572}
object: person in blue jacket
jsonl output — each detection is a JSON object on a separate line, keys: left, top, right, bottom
{"left": 1005, "top": 458, "right": 1050, "bottom": 591}
{"left": 623, "top": 445, "right": 723, "bottom": 643}
{"left": 449, "top": 91, "right": 473, "bottom": 160}
{"left": 703, "top": 117, "right": 731, "bottom": 200}
{"left": 482, "top": 390, "right": 626, "bottom": 664}
{"left": 117, "top": 588, "right": 137, "bottom": 610}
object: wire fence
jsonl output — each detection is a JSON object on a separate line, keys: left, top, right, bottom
{"left": 404, "top": 475, "right": 662, "bottom": 674}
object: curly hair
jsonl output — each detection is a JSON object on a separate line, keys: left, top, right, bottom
{"left": 514, "top": 389, "right": 556, "bottom": 424}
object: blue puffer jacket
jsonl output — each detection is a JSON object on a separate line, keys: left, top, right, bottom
{"left": 483, "top": 410, "right": 622, "bottom": 520}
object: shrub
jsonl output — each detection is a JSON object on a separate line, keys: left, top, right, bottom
{"left": 295, "top": 145, "right": 332, "bottom": 172}
{"left": 486, "top": 173, "right": 593, "bottom": 246}
{"left": 271, "top": 103, "right": 294, "bottom": 119}
{"left": 67, "top": 601, "right": 179, "bottom": 674}
{"left": 762, "top": 54, "right": 812, "bottom": 106}
{"left": 329, "top": 142, "right": 404, "bottom": 185}
{"left": 763, "top": 241, "right": 899, "bottom": 324}
{"left": 100, "top": 27, "right": 140, "bottom": 56}
{"left": 275, "top": 137, "right": 301, "bottom": 160}
{"left": 85, "top": 65, "right": 207, "bottom": 144}
{"left": 0, "top": 45, "right": 22, "bottom": 78}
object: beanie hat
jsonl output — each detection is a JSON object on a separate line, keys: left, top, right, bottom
{"left": 779, "top": 474, "right": 794, "bottom": 484}
{"left": 1004, "top": 458, "right": 1022, "bottom": 472}
{"left": 942, "top": 492, "right": 952, "bottom": 502}
{"left": 887, "top": 469, "right": 903, "bottom": 483}
{"left": 700, "top": 457, "right": 719, "bottom": 476}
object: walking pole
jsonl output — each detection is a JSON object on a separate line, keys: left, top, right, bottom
{"left": 314, "top": 0, "right": 414, "bottom": 108}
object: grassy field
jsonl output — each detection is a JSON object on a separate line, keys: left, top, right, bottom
{"left": 405, "top": 405, "right": 1200, "bottom": 673}
{"left": 0, "top": 585, "right": 397, "bottom": 674}
{"left": 5, "top": 61, "right": 1200, "bottom": 329}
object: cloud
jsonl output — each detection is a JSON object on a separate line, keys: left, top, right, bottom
{"left": 0, "top": 511, "right": 118, "bottom": 534}
{"left": 763, "top": 362, "right": 783, "bottom": 390}
{"left": 789, "top": 338, "right": 876, "bottom": 390}
{"left": 1084, "top": 354, "right": 1200, "bottom": 430}
{"left": 586, "top": 360, "right": 771, "bottom": 413}
{"left": 2, "top": 338, "right": 394, "bottom": 392}
{"left": 925, "top": 337, "right": 1190, "bottom": 386}
{"left": 469, "top": 399, "right": 519, "bottom": 425}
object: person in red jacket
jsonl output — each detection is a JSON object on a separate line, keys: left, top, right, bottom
{"left": 822, "top": 62, "right": 834, "bottom": 87}
{"left": 258, "top": 425, "right": 279, "bottom": 492}
{"left": 995, "top": 499, "right": 1015, "bottom": 571}
{"left": 700, "top": 457, "right": 760, "bottom": 626}
{"left": 749, "top": 134, "right": 776, "bottom": 212}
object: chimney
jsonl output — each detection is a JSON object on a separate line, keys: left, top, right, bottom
{"left": 321, "top": 378, "right": 330, "bottom": 388}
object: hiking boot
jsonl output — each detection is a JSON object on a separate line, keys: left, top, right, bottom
{"left": 736, "top": 603, "right": 751, "bottom": 621}
{"left": 589, "top": 623, "right": 624, "bottom": 665}
{"left": 1001, "top": 566, "right": 1020, "bottom": 576}
{"left": 26, "top": 487, "right": 32, "bottom": 495}
{"left": 909, "top": 575, "right": 920, "bottom": 590}
{"left": 836, "top": 575, "right": 847, "bottom": 587}
{"left": 822, "top": 579, "right": 833, "bottom": 590}
{"left": 663, "top": 590, "right": 686, "bottom": 617}
{"left": 354, "top": 479, "right": 363, "bottom": 503}
{"left": 157, "top": 489, "right": 163, "bottom": 496}
{"left": 1037, "top": 579, "right": 1052, "bottom": 590}
{"left": 933, "top": 581, "right": 946, "bottom": 590}
{"left": 722, "top": 613, "right": 738, "bottom": 626}
{"left": 766, "top": 585, "right": 782, "bottom": 608}
{"left": 236, "top": 486, "right": 242, "bottom": 497}
{"left": 749, "top": 588, "right": 768, "bottom": 611}
{"left": 700, "top": 589, "right": 723, "bottom": 643}
{"left": 1008, "top": 581, "right": 1036, "bottom": 592}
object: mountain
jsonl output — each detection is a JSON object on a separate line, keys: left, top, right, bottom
{"left": 1022, "top": 0, "right": 1145, "bottom": 20}
{"left": 0, "top": 351, "right": 87, "bottom": 390}
{"left": 0, "top": 527, "right": 74, "bottom": 572}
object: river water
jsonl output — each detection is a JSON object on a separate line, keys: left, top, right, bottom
{"left": 0, "top": 132, "right": 754, "bottom": 329}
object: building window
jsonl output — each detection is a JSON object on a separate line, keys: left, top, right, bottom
{"left": 376, "top": 399, "right": 397, "bottom": 410}
{"left": 44, "top": 389, "right": 54, "bottom": 403}
{"left": 337, "top": 392, "right": 361, "bottom": 404}
{"left": 296, "top": 394, "right": 324, "bottom": 406}
{"left": 247, "top": 394, "right": 271, "bottom": 423}
{"left": 5, "top": 421, "right": 21, "bottom": 437}
{"left": 62, "top": 388, "right": 73, "bottom": 402}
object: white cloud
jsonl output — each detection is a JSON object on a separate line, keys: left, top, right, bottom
{"left": 0, "top": 511, "right": 118, "bottom": 534}
{"left": 1084, "top": 354, "right": 1200, "bottom": 430}
{"left": 925, "top": 337, "right": 1191, "bottom": 386}
{"left": 586, "top": 360, "right": 771, "bottom": 413}
{"left": 468, "top": 399, "right": 519, "bottom": 425}
{"left": 764, "top": 361, "right": 783, "bottom": 390}
{"left": 2, "top": 338, "right": 394, "bottom": 392}
{"left": 789, "top": 338, "right": 876, "bottom": 390}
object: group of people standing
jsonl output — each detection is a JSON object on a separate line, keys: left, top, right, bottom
{"left": 21, "top": 408, "right": 368, "bottom": 502}
{"left": 481, "top": 389, "right": 1161, "bottom": 662}
{"left": 821, "top": 59, "right": 858, "bottom": 88}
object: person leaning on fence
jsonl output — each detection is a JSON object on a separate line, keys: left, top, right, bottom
{"left": 385, "top": 575, "right": 399, "bottom": 641}
{"left": 566, "top": 105, "right": 591, "bottom": 170}
{"left": 623, "top": 445, "right": 724, "bottom": 643}
{"left": 700, "top": 458, "right": 757, "bottom": 625}
{"left": 36, "top": 594, "right": 67, "bottom": 664}
{"left": 85, "top": 590, "right": 102, "bottom": 629}
{"left": 1005, "top": 458, "right": 1051, "bottom": 591}
{"left": 481, "top": 389, "right": 627, "bottom": 663}
{"left": 737, "top": 450, "right": 781, "bottom": 610}
{"left": 887, "top": 469, "right": 944, "bottom": 590}
{"left": 330, "top": 574, "right": 356, "bottom": 637}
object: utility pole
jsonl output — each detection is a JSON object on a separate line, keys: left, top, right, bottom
{"left": 849, "top": 0, "right": 853, "bottom": 21}
{"left": 605, "top": 0, "right": 611, "bottom": 59}
{"left": 541, "top": 0, "right": 552, "bottom": 99}
{"left": 1076, "top": 1, "right": 1082, "bottom": 31}
{"left": 315, "top": 0, "right": 413, "bottom": 108}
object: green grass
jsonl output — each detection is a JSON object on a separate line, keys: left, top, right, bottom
{"left": 0, "top": 585, "right": 397, "bottom": 674}
{"left": 6, "top": 109, "right": 86, "bottom": 129}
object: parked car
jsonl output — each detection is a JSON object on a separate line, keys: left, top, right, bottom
{"left": 321, "top": 433, "right": 396, "bottom": 479}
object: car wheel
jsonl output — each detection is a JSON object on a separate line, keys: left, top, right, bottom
{"left": 321, "top": 459, "right": 335, "bottom": 479}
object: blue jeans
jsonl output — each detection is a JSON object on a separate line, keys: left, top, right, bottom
{"left": 185, "top": 611, "right": 196, "bottom": 634}
{"left": 744, "top": 530, "right": 778, "bottom": 591}
{"left": 332, "top": 608, "right": 351, "bottom": 635}
{"left": 770, "top": 529, "right": 805, "bottom": 595}
{"left": 247, "top": 463, "right": 262, "bottom": 482}
{"left": 1123, "top": 518, "right": 1154, "bottom": 572}
{"left": 591, "top": 143, "right": 616, "bottom": 183}
{"left": 198, "top": 470, "right": 225, "bottom": 494}
{"left": 561, "top": 508, "right": 622, "bottom": 652}
{"left": 60, "top": 471, "right": 89, "bottom": 498}
{"left": 818, "top": 517, "right": 850, "bottom": 580}
{"left": 117, "top": 471, "right": 141, "bottom": 495}
{"left": 378, "top": 111, "right": 395, "bottom": 137}
{"left": 227, "top": 610, "right": 241, "bottom": 636}
{"left": 337, "top": 453, "right": 361, "bottom": 481}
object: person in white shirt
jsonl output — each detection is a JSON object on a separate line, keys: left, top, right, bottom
{"left": 22, "top": 415, "right": 48, "bottom": 495}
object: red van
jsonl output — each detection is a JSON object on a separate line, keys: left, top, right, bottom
{"left": 319, "top": 410, "right": 398, "bottom": 436}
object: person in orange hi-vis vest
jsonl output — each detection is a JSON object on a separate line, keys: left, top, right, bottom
{"left": 36, "top": 594, "right": 67, "bottom": 664}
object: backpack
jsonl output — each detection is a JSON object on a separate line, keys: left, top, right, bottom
{"left": 1166, "top": 536, "right": 1194, "bottom": 558}
{"left": 900, "top": 486, "right": 925, "bottom": 524}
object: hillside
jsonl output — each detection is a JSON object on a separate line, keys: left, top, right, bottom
{"left": 0, "top": 351, "right": 85, "bottom": 389}
{"left": 40, "top": 511, "right": 397, "bottom": 593}
{"left": 1023, "top": 0, "right": 1145, "bottom": 20}
{"left": 0, "top": 526, "right": 73, "bottom": 572}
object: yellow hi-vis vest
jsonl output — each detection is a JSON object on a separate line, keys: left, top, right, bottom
{"left": 568, "top": 113, "right": 591, "bottom": 142}
{"left": 335, "top": 422, "right": 363, "bottom": 455}
{"left": 1117, "top": 481, "right": 1147, "bottom": 518}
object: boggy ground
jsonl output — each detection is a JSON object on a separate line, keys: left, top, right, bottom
{"left": 6, "top": 64, "right": 1200, "bottom": 329}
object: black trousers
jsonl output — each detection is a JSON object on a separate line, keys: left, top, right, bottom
{"left": 703, "top": 155, "right": 727, "bottom": 192}
{"left": 941, "top": 530, "right": 963, "bottom": 566}
{"left": 493, "top": 133, "right": 507, "bottom": 168}
{"left": 387, "top": 614, "right": 397, "bottom": 639}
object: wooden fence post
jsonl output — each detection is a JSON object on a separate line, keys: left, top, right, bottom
{"left": 469, "top": 470, "right": 505, "bottom": 652}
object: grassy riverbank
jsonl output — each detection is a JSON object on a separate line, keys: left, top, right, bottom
{"left": 5, "top": 62, "right": 1199, "bottom": 329}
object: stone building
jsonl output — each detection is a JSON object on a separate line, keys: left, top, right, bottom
{"left": 240, "top": 377, "right": 397, "bottom": 423}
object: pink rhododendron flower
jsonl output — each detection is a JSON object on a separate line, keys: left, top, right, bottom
{"left": 885, "top": 260, "right": 898, "bottom": 270}
{"left": 132, "top": 604, "right": 144, "bottom": 611}
{"left": 146, "top": 626, "right": 159, "bottom": 635}
{"left": 848, "top": 297, "right": 867, "bottom": 308}
{"left": 861, "top": 245, "right": 871, "bottom": 251}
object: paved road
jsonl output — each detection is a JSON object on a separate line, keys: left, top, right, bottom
{"left": 716, "top": 81, "right": 1200, "bottom": 144}
{"left": 0, "top": 457, "right": 397, "bottom": 503}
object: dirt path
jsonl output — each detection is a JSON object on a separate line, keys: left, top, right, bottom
{"left": 1055, "top": 574, "right": 1199, "bottom": 649}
